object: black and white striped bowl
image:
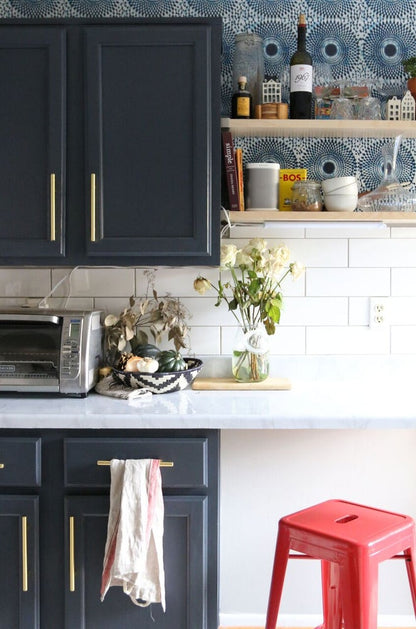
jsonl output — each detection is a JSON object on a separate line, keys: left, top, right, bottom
{"left": 112, "top": 358, "right": 203, "bottom": 394}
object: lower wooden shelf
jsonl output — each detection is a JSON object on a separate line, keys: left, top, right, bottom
{"left": 227, "top": 210, "right": 416, "bottom": 227}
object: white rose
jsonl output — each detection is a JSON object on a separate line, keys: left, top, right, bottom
{"left": 270, "top": 245, "right": 291, "bottom": 266}
{"left": 248, "top": 238, "right": 268, "bottom": 253}
{"left": 220, "top": 244, "right": 238, "bottom": 268}
{"left": 290, "top": 261, "right": 305, "bottom": 280}
{"left": 236, "top": 249, "right": 252, "bottom": 268}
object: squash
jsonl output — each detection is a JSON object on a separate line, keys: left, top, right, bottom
{"left": 124, "top": 356, "right": 159, "bottom": 373}
{"left": 157, "top": 350, "right": 187, "bottom": 373}
{"left": 131, "top": 342, "right": 161, "bottom": 358}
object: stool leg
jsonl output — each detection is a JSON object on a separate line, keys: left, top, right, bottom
{"left": 339, "top": 554, "right": 378, "bottom": 629}
{"left": 403, "top": 547, "right": 416, "bottom": 616}
{"left": 265, "top": 525, "right": 291, "bottom": 629}
{"left": 321, "top": 560, "right": 343, "bottom": 629}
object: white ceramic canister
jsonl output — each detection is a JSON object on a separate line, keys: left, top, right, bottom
{"left": 246, "top": 163, "right": 280, "bottom": 210}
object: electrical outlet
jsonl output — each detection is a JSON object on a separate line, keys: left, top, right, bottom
{"left": 369, "top": 298, "right": 389, "bottom": 328}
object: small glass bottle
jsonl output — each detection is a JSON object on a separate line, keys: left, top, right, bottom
{"left": 231, "top": 76, "right": 252, "bottom": 119}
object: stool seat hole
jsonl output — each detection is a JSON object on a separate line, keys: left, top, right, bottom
{"left": 335, "top": 514, "right": 359, "bottom": 524}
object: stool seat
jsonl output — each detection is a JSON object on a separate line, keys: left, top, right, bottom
{"left": 265, "top": 499, "right": 416, "bottom": 629}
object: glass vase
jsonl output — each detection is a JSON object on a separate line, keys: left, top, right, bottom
{"left": 232, "top": 325, "right": 270, "bottom": 383}
{"left": 232, "top": 33, "right": 264, "bottom": 110}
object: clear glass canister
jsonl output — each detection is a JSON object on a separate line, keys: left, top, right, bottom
{"left": 232, "top": 33, "right": 264, "bottom": 108}
{"left": 291, "top": 180, "right": 322, "bottom": 211}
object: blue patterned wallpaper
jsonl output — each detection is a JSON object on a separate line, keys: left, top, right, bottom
{"left": 2, "top": 0, "right": 416, "bottom": 191}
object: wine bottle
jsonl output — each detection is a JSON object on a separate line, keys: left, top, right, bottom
{"left": 290, "top": 14, "right": 313, "bottom": 119}
{"left": 231, "top": 76, "right": 252, "bottom": 119}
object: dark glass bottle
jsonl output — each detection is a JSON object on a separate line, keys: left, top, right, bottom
{"left": 231, "top": 75, "right": 252, "bottom": 119}
{"left": 290, "top": 14, "right": 313, "bottom": 119}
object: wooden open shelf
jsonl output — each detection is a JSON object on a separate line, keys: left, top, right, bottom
{"left": 227, "top": 210, "right": 416, "bottom": 227}
{"left": 221, "top": 117, "right": 416, "bottom": 139}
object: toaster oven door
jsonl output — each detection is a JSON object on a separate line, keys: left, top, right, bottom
{"left": 0, "top": 315, "right": 61, "bottom": 392}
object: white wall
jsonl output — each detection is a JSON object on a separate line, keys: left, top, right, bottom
{"left": 2, "top": 224, "right": 416, "bottom": 624}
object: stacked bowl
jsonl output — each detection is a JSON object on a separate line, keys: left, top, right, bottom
{"left": 321, "top": 176, "right": 358, "bottom": 212}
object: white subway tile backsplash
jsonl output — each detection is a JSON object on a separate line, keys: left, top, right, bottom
{"left": 350, "top": 239, "right": 416, "bottom": 267}
{"left": 306, "top": 326, "right": 390, "bottom": 355}
{"left": 282, "top": 297, "right": 348, "bottom": 326}
{"left": 391, "top": 326, "right": 416, "bottom": 354}
{"left": 51, "top": 268, "right": 135, "bottom": 297}
{"left": 6, "top": 228, "right": 416, "bottom": 358}
{"left": 188, "top": 326, "right": 221, "bottom": 355}
{"left": 391, "top": 268, "right": 416, "bottom": 296}
{"left": 307, "top": 268, "right": 390, "bottom": 297}
{"left": 0, "top": 269, "right": 50, "bottom": 297}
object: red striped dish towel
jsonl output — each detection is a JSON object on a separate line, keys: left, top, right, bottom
{"left": 100, "top": 459, "right": 165, "bottom": 610}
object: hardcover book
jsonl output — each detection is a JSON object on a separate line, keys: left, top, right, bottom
{"left": 221, "top": 129, "right": 240, "bottom": 211}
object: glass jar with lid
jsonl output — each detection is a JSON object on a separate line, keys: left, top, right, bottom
{"left": 291, "top": 180, "right": 322, "bottom": 211}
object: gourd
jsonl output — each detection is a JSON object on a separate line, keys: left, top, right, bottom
{"left": 133, "top": 343, "right": 161, "bottom": 358}
{"left": 157, "top": 350, "right": 187, "bottom": 373}
{"left": 124, "top": 356, "right": 159, "bottom": 373}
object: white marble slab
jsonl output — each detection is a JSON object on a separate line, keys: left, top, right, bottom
{"left": 0, "top": 355, "right": 415, "bottom": 430}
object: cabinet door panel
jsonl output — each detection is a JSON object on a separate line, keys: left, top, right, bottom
{"left": 84, "top": 23, "right": 220, "bottom": 265}
{"left": 65, "top": 494, "right": 209, "bottom": 629}
{"left": 0, "top": 496, "right": 40, "bottom": 629}
{"left": 0, "top": 27, "right": 66, "bottom": 259}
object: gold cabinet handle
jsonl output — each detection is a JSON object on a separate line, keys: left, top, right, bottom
{"left": 97, "top": 460, "right": 174, "bottom": 468}
{"left": 90, "top": 173, "right": 96, "bottom": 242}
{"left": 69, "top": 516, "right": 75, "bottom": 592}
{"left": 22, "top": 516, "right": 28, "bottom": 592}
{"left": 50, "top": 173, "right": 56, "bottom": 242}
{"left": 0, "top": 463, "right": 4, "bottom": 469}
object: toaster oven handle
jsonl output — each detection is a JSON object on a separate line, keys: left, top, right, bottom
{"left": 0, "top": 314, "right": 60, "bottom": 324}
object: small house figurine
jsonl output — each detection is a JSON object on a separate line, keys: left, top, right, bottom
{"left": 262, "top": 78, "right": 281, "bottom": 104}
{"left": 401, "top": 90, "right": 415, "bottom": 120}
{"left": 387, "top": 96, "right": 401, "bottom": 121}
{"left": 387, "top": 91, "right": 415, "bottom": 121}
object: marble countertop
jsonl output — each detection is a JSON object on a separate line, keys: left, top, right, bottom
{"left": 0, "top": 356, "right": 415, "bottom": 430}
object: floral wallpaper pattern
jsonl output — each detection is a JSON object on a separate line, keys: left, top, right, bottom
{"left": 2, "top": 0, "right": 416, "bottom": 191}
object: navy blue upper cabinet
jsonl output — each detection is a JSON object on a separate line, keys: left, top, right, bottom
{"left": 0, "top": 27, "right": 66, "bottom": 259}
{"left": 0, "top": 19, "right": 221, "bottom": 267}
{"left": 84, "top": 24, "right": 221, "bottom": 265}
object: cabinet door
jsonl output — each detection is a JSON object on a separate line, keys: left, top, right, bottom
{"left": 0, "top": 27, "right": 66, "bottom": 260}
{"left": 0, "top": 496, "right": 39, "bottom": 628}
{"left": 84, "top": 22, "right": 221, "bottom": 266}
{"left": 65, "top": 494, "right": 210, "bottom": 629}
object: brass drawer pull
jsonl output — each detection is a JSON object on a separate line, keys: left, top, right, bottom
{"left": 22, "top": 516, "right": 28, "bottom": 592}
{"left": 97, "top": 460, "right": 174, "bottom": 468}
{"left": 50, "top": 173, "right": 56, "bottom": 241}
{"left": 0, "top": 463, "right": 4, "bottom": 469}
{"left": 90, "top": 173, "right": 96, "bottom": 242}
{"left": 69, "top": 516, "right": 75, "bottom": 592}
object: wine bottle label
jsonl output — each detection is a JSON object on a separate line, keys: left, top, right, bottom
{"left": 290, "top": 64, "right": 312, "bottom": 93}
{"left": 237, "top": 97, "right": 250, "bottom": 117}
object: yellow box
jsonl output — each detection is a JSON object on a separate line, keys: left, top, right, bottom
{"left": 279, "top": 168, "right": 307, "bottom": 210}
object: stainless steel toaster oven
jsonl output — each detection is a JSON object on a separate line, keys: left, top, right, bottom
{"left": 0, "top": 309, "right": 103, "bottom": 396}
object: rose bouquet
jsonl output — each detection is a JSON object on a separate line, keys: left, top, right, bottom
{"left": 194, "top": 238, "right": 304, "bottom": 381}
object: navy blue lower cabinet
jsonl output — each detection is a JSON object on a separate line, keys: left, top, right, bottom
{"left": 65, "top": 495, "right": 208, "bottom": 628}
{"left": 0, "top": 428, "right": 219, "bottom": 629}
{"left": 0, "top": 496, "right": 40, "bottom": 629}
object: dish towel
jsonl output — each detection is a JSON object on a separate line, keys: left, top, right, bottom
{"left": 100, "top": 458, "right": 166, "bottom": 611}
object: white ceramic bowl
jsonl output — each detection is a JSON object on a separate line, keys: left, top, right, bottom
{"left": 321, "top": 176, "right": 357, "bottom": 194}
{"left": 324, "top": 184, "right": 358, "bottom": 196}
{"left": 324, "top": 193, "right": 358, "bottom": 212}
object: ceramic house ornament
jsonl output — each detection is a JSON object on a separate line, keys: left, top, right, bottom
{"left": 401, "top": 90, "right": 415, "bottom": 120}
{"left": 262, "top": 78, "right": 281, "bottom": 103}
{"left": 387, "top": 91, "right": 415, "bottom": 121}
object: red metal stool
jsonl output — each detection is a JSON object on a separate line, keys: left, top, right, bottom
{"left": 265, "top": 499, "right": 416, "bottom": 629}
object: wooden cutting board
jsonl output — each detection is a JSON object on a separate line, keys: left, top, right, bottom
{"left": 192, "top": 376, "right": 291, "bottom": 390}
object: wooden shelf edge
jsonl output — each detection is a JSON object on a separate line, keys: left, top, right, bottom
{"left": 221, "top": 117, "right": 416, "bottom": 139}
{"left": 226, "top": 210, "right": 416, "bottom": 226}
